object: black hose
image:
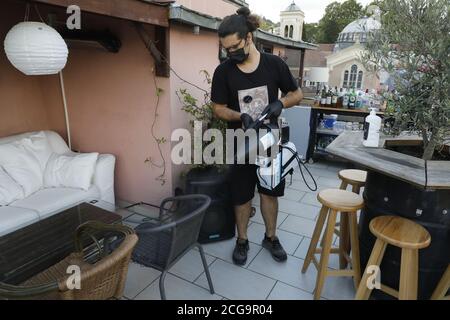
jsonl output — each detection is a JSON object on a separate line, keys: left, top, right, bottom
{"left": 281, "top": 145, "right": 318, "bottom": 192}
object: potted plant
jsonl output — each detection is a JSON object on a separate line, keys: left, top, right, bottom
{"left": 177, "top": 70, "right": 235, "bottom": 243}
{"left": 357, "top": 0, "right": 450, "bottom": 299}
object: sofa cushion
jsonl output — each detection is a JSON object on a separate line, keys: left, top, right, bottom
{"left": 20, "top": 132, "right": 53, "bottom": 171}
{"left": 44, "top": 152, "right": 99, "bottom": 191}
{"left": 0, "top": 167, "right": 24, "bottom": 206}
{"left": 0, "top": 141, "right": 43, "bottom": 197}
{"left": 0, "top": 206, "right": 40, "bottom": 237}
{"left": 10, "top": 186, "right": 100, "bottom": 219}
{"left": 0, "top": 131, "right": 70, "bottom": 155}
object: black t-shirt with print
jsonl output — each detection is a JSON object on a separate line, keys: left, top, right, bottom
{"left": 211, "top": 52, "right": 299, "bottom": 129}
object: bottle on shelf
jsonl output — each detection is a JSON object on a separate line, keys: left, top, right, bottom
{"left": 342, "top": 88, "right": 349, "bottom": 109}
{"left": 331, "top": 86, "right": 338, "bottom": 108}
{"left": 314, "top": 88, "right": 321, "bottom": 107}
{"left": 326, "top": 86, "right": 332, "bottom": 107}
{"left": 337, "top": 88, "right": 344, "bottom": 108}
{"left": 348, "top": 88, "right": 357, "bottom": 109}
{"left": 320, "top": 86, "right": 327, "bottom": 107}
{"left": 355, "top": 91, "right": 363, "bottom": 109}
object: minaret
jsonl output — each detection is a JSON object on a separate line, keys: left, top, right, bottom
{"left": 280, "top": 1, "right": 305, "bottom": 41}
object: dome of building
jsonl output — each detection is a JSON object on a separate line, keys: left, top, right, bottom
{"left": 334, "top": 16, "right": 381, "bottom": 51}
{"left": 284, "top": 1, "right": 302, "bottom": 12}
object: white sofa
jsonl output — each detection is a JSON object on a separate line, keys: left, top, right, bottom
{"left": 0, "top": 130, "right": 116, "bottom": 237}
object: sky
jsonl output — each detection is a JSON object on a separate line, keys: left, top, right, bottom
{"left": 244, "top": 0, "right": 373, "bottom": 24}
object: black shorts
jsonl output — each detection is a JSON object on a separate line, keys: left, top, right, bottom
{"left": 229, "top": 164, "right": 285, "bottom": 206}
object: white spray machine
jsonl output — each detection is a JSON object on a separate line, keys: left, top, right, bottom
{"left": 235, "top": 112, "right": 317, "bottom": 192}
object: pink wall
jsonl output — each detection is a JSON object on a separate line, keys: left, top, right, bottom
{"left": 0, "top": 0, "right": 63, "bottom": 138}
{"left": 1, "top": 1, "right": 173, "bottom": 205}
{"left": 169, "top": 24, "right": 222, "bottom": 189}
{"left": 61, "top": 15, "right": 173, "bottom": 205}
{"left": 175, "top": 0, "right": 239, "bottom": 18}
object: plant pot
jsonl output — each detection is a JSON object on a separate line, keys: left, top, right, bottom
{"left": 185, "top": 166, "right": 235, "bottom": 244}
{"left": 359, "top": 171, "right": 450, "bottom": 299}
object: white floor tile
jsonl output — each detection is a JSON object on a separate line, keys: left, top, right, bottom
{"left": 300, "top": 192, "right": 322, "bottom": 208}
{"left": 246, "top": 222, "right": 303, "bottom": 255}
{"left": 169, "top": 249, "right": 216, "bottom": 282}
{"left": 294, "top": 237, "right": 346, "bottom": 271}
{"left": 278, "top": 199, "right": 320, "bottom": 220}
{"left": 195, "top": 259, "right": 276, "bottom": 300}
{"left": 135, "top": 273, "right": 222, "bottom": 300}
{"left": 278, "top": 215, "right": 317, "bottom": 238}
{"left": 124, "top": 262, "right": 161, "bottom": 299}
{"left": 247, "top": 250, "right": 316, "bottom": 293}
{"left": 282, "top": 188, "right": 306, "bottom": 202}
{"left": 317, "top": 177, "right": 342, "bottom": 189}
{"left": 267, "top": 282, "right": 314, "bottom": 300}
{"left": 202, "top": 237, "right": 262, "bottom": 268}
{"left": 250, "top": 206, "right": 288, "bottom": 228}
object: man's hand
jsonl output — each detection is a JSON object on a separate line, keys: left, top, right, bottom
{"left": 240, "top": 113, "right": 254, "bottom": 130}
{"left": 262, "top": 100, "right": 284, "bottom": 119}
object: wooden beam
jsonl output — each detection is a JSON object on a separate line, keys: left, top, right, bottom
{"left": 34, "top": 0, "right": 170, "bottom": 27}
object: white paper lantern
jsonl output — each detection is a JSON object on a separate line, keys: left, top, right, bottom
{"left": 4, "top": 22, "right": 68, "bottom": 75}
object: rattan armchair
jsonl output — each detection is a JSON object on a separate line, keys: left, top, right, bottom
{"left": 0, "top": 221, "right": 138, "bottom": 300}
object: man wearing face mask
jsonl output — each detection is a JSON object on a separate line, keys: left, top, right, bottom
{"left": 211, "top": 7, "right": 304, "bottom": 265}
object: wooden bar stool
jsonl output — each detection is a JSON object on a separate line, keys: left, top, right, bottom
{"left": 337, "top": 169, "right": 367, "bottom": 269}
{"left": 302, "top": 189, "right": 365, "bottom": 300}
{"left": 431, "top": 265, "right": 450, "bottom": 300}
{"left": 355, "top": 216, "right": 431, "bottom": 300}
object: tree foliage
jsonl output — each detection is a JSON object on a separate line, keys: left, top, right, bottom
{"left": 361, "top": 0, "right": 450, "bottom": 160}
{"left": 315, "top": 0, "right": 363, "bottom": 43}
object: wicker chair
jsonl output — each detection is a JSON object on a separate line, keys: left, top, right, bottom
{"left": 0, "top": 221, "right": 138, "bottom": 300}
{"left": 131, "top": 194, "right": 213, "bottom": 300}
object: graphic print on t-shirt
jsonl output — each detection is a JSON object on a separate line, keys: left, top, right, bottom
{"left": 238, "top": 85, "right": 269, "bottom": 121}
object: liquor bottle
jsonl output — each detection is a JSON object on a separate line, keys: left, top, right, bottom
{"left": 348, "top": 88, "right": 357, "bottom": 109}
{"left": 314, "top": 88, "right": 321, "bottom": 107}
{"left": 326, "top": 86, "right": 332, "bottom": 107}
{"left": 331, "top": 86, "right": 338, "bottom": 108}
{"left": 320, "top": 86, "right": 327, "bottom": 107}
{"left": 356, "top": 91, "right": 363, "bottom": 109}
{"left": 337, "top": 88, "right": 344, "bottom": 108}
{"left": 342, "top": 88, "right": 349, "bottom": 109}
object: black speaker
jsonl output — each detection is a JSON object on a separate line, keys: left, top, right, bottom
{"left": 185, "top": 166, "right": 235, "bottom": 244}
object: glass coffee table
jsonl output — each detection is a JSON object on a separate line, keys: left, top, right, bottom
{"left": 0, "top": 202, "right": 122, "bottom": 285}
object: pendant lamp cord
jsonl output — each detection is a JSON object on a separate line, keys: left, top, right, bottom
{"left": 59, "top": 71, "right": 72, "bottom": 150}
{"left": 23, "top": 3, "right": 45, "bottom": 23}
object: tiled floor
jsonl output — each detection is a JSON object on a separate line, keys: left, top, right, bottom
{"left": 120, "top": 159, "right": 360, "bottom": 300}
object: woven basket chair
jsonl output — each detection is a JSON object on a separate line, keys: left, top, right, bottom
{"left": 0, "top": 221, "right": 138, "bottom": 300}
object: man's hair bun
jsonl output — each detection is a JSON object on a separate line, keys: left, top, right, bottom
{"left": 236, "top": 7, "right": 260, "bottom": 32}
{"left": 236, "top": 7, "right": 251, "bottom": 17}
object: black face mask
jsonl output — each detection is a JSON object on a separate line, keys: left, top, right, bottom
{"left": 227, "top": 40, "right": 249, "bottom": 64}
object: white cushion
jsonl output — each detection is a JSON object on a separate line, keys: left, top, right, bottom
{"left": 10, "top": 186, "right": 100, "bottom": 219}
{"left": 0, "top": 141, "right": 43, "bottom": 197}
{"left": 0, "top": 206, "right": 40, "bottom": 237}
{"left": 44, "top": 152, "right": 99, "bottom": 191}
{"left": 20, "top": 131, "right": 53, "bottom": 171}
{"left": 0, "top": 131, "right": 70, "bottom": 155}
{"left": 0, "top": 167, "right": 24, "bottom": 206}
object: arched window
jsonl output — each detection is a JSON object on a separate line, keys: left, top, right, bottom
{"left": 349, "top": 64, "right": 358, "bottom": 88}
{"left": 284, "top": 26, "right": 289, "bottom": 38}
{"left": 357, "top": 71, "right": 364, "bottom": 89}
{"left": 343, "top": 71, "right": 349, "bottom": 88}
{"left": 289, "top": 25, "right": 294, "bottom": 38}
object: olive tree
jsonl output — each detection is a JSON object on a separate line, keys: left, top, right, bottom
{"left": 361, "top": 0, "right": 449, "bottom": 160}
